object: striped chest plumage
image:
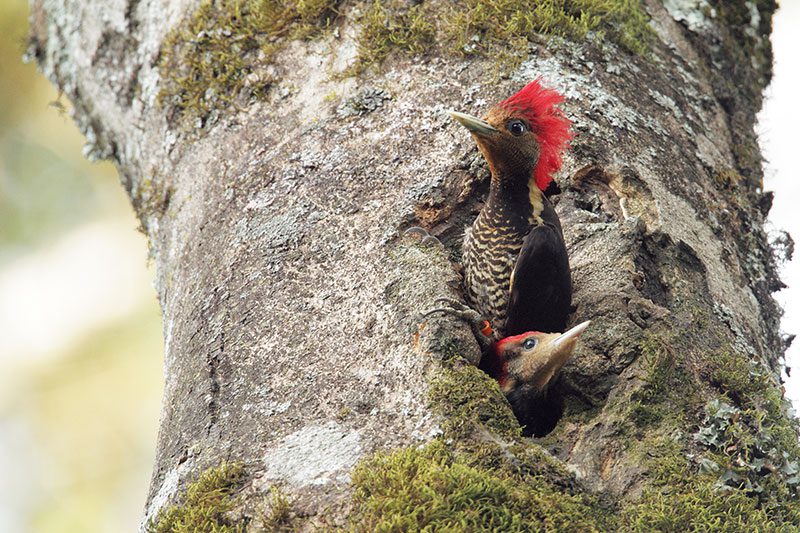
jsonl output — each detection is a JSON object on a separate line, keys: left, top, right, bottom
{"left": 463, "top": 205, "right": 532, "bottom": 337}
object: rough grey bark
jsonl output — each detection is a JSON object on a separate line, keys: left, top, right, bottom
{"left": 28, "top": 0, "right": 789, "bottom": 528}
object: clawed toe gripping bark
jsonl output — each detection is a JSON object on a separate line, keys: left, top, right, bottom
{"left": 423, "top": 297, "right": 495, "bottom": 352}
{"left": 404, "top": 226, "right": 442, "bottom": 246}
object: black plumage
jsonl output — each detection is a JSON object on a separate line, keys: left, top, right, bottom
{"left": 504, "top": 197, "right": 571, "bottom": 336}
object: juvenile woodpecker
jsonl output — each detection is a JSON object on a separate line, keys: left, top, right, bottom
{"left": 481, "top": 321, "right": 590, "bottom": 437}
{"left": 451, "top": 80, "right": 573, "bottom": 337}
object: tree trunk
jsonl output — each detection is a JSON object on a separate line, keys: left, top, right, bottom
{"left": 29, "top": 0, "right": 799, "bottom": 529}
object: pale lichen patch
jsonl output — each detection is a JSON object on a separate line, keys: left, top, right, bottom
{"left": 260, "top": 423, "right": 362, "bottom": 487}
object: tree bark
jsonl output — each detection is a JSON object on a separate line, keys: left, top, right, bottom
{"left": 28, "top": 0, "right": 797, "bottom": 529}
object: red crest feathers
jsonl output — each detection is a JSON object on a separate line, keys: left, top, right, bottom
{"left": 494, "top": 331, "right": 543, "bottom": 356}
{"left": 498, "top": 79, "right": 572, "bottom": 191}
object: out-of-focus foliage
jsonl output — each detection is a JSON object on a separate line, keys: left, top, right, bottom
{"left": 0, "top": 1, "right": 163, "bottom": 532}
{"left": 24, "top": 309, "right": 163, "bottom": 532}
{"left": 0, "top": 1, "right": 122, "bottom": 259}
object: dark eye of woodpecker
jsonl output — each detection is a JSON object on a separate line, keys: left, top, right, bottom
{"left": 508, "top": 120, "right": 527, "bottom": 136}
{"left": 522, "top": 337, "right": 538, "bottom": 350}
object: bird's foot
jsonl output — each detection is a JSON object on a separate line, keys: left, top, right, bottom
{"left": 404, "top": 226, "right": 441, "bottom": 246}
{"left": 423, "top": 297, "right": 495, "bottom": 351}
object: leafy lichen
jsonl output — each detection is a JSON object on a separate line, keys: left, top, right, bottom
{"left": 620, "top": 438, "right": 790, "bottom": 532}
{"left": 696, "top": 352, "right": 800, "bottom": 520}
{"left": 613, "top": 331, "right": 800, "bottom": 529}
{"left": 146, "top": 462, "right": 247, "bottom": 533}
{"left": 568, "top": 315, "right": 800, "bottom": 530}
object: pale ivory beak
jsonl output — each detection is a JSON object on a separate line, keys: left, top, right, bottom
{"left": 449, "top": 110, "right": 499, "bottom": 136}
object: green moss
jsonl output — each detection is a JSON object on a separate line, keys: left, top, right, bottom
{"left": 619, "top": 338, "right": 800, "bottom": 528}
{"left": 159, "top": 0, "right": 340, "bottom": 124}
{"left": 160, "top": 0, "right": 654, "bottom": 123}
{"left": 261, "top": 487, "right": 295, "bottom": 531}
{"left": 712, "top": 168, "right": 743, "bottom": 191}
{"left": 694, "top": 353, "right": 800, "bottom": 522}
{"left": 705, "top": 348, "right": 765, "bottom": 400}
{"left": 349, "top": 439, "right": 613, "bottom": 532}
{"left": 132, "top": 175, "right": 174, "bottom": 226}
{"left": 348, "top": 324, "right": 800, "bottom": 530}
{"left": 598, "top": 325, "right": 800, "bottom": 529}
{"left": 428, "top": 360, "right": 521, "bottom": 440}
{"left": 146, "top": 462, "right": 247, "bottom": 533}
{"left": 627, "top": 335, "right": 697, "bottom": 430}
{"left": 346, "top": 344, "right": 618, "bottom": 531}
{"left": 356, "top": 1, "right": 435, "bottom": 67}
{"left": 356, "top": 0, "right": 654, "bottom": 72}
{"left": 621, "top": 439, "right": 786, "bottom": 532}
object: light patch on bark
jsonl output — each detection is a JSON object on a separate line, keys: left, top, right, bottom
{"left": 259, "top": 423, "right": 362, "bottom": 487}
{"left": 140, "top": 459, "right": 193, "bottom": 531}
{"left": 663, "top": 0, "right": 717, "bottom": 33}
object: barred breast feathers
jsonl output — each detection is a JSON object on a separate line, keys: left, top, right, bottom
{"left": 463, "top": 210, "right": 530, "bottom": 335}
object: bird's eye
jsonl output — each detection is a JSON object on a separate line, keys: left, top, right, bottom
{"left": 508, "top": 120, "right": 527, "bottom": 136}
{"left": 522, "top": 337, "right": 538, "bottom": 350}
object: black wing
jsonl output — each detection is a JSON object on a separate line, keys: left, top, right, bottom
{"left": 503, "top": 201, "right": 571, "bottom": 335}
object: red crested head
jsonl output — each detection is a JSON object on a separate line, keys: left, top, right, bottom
{"left": 449, "top": 79, "right": 573, "bottom": 192}
{"left": 497, "top": 80, "right": 572, "bottom": 191}
{"left": 483, "top": 322, "right": 590, "bottom": 394}
{"left": 494, "top": 331, "right": 543, "bottom": 357}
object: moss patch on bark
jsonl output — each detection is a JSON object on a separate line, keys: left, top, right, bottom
{"left": 347, "top": 351, "right": 615, "bottom": 531}
{"left": 146, "top": 462, "right": 247, "bottom": 533}
{"left": 357, "top": 0, "right": 653, "bottom": 70}
{"left": 613, "top": 332, "right": 800, "bottom": 530}
{"left": 158, "top": 0, "right": 340, "bottom": 124}
{"left": 620, "top": 438, "right": 794, "bottom": 531}
{"left": 158, "top": 0, "right": 654, "bottom": 125}
{"left": 428, "top": 360, "right": 522, "bottom": 440}
{"left": 349, "top": 439, "right": 614, "bottom": 532}
{"left": 347, "top": 297, "right": 800, "bottom": 531}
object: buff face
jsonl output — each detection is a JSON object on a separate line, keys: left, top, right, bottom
{"left": 495, "top": 321, "right": 591, "bottom": 394}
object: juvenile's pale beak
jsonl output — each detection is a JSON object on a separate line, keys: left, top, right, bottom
{"left": 524, "top": 321, "right": 590, "bottom": 392}
{"left": 551, "top": 321, "right": 591, "bottom": 351}
{"left": 449, "top": 110, "right": 499, "bottom": 136}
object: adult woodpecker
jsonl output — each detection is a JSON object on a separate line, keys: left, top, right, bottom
{"left": 426, "top": 81, "right": 577, "bottom": 435}
{"left": 451, "top": 79, "right": 573, "bottom": 338}
{"left": 480, "top": 321, "right": 590, "bottom": 437}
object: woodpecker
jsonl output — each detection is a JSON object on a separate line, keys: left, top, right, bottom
{"left": 481, "top": 321, "right": 590, "bottom": 437}
{"left": 450, "top": 80, "right": 573, "bottom": 338}
{"left": 423, "top": 81, "right": 577, "bottom": 435}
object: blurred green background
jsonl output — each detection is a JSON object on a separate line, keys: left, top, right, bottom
{"left": 0, "top": 1, "right": 163, "bottom": 532}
